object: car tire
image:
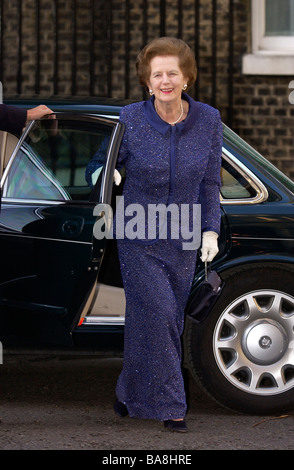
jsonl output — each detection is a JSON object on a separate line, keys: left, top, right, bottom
{"left": 185, "top": 263, "right": 294, "bottom": 415}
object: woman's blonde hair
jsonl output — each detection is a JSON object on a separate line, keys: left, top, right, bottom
{"left": 136, "top": 37, "right": 197, "bottom": 90}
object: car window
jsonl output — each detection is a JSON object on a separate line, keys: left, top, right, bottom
{"left": 221, "top": 156, "right": 257, "bottom": 200}
{"left": 2, "top": 118, "right": 114, "bottom": 202}
{"left": 3, "top": 144, "right": 69, "bottom": 200}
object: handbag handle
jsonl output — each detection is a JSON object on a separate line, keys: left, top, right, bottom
{"left": 204, "top": 261, "right": 214, "bottom": 280}
{"left": 205, "top": 261, "right": 208, "bottom": 281}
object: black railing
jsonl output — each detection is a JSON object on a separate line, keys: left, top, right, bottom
{"left": 0, "top": 0, "right": 235, "bottom": 126}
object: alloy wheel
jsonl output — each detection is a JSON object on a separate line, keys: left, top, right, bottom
{"left": 213, "top": 290, "right": 294, "bottom": 395}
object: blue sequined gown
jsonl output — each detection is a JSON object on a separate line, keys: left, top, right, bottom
{"left": 115, "top": 93, "right": 223, "bottom": 421}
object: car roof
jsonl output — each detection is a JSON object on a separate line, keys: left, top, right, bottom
{"left": 3, "top": 95, "right": 134, "bottom": 116}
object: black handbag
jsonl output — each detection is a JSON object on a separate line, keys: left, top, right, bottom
{"left": 186, "top": 262, "right": 224, "bottom": 323}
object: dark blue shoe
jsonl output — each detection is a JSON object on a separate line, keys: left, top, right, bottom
{"left": 113, "top": 399, "right": 128, "bottom": 417}
{"left": 164, "top": 419, "right": 187, "bottom": 432}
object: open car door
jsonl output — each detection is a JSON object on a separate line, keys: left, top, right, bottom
{"left": 0, "top": 114, "right": 124, "bottom": 347}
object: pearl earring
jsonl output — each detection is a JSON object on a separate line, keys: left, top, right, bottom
{"left": 149, "top": 89, "right": 153, "bottom": 95}
{"left": 183, "top": 84, "right": 187, "bottom": 91}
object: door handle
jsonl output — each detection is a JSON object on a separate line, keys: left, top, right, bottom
{"left": 62, "top": 218, "right": 84, "bottom": 236}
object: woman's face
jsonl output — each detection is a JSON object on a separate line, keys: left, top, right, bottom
{"left": 147, "top": 55, "right": 187, "bottom": 105}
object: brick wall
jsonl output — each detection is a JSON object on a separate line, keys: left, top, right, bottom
{"left": 0, "top": 0, "right": 293, "bottom": 179}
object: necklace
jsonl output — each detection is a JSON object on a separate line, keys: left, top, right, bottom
{"left": 154, "top": 100, "right": 184, "bottom": 125}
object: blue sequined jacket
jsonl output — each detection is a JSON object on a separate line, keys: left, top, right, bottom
{"left": 115, "top": 93, "right": 223, "bottom": 247}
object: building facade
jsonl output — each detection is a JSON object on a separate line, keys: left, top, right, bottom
{"left": 0, "top": 0, "right": 293, "bottom": 178}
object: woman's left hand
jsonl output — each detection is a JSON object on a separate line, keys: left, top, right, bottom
{"left": 200, "top": 231, "right": 219, "bottom": 262}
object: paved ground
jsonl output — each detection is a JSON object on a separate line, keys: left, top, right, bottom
{"left": 0, "top": 355, "right": 293, "bottom": 451}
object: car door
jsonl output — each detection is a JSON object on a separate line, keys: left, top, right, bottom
{"left": 0, "top": 114, "right": 124, "bottom": 347}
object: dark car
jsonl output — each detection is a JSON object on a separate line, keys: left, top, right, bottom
{"left": 1, "top": 97, "right": 294, "bottom": 415}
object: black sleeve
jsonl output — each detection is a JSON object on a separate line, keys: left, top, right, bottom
{"left": 0, "top": 104, "right": 27, "bottom": 135}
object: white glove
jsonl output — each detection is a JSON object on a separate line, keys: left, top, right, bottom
{"left": 200, "top": 231, "right": 219, "bottom": 262}
{"left": 114, "top": 169, "right": 122, "bottom": 186}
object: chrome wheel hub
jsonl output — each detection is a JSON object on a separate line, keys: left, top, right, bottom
{"left": 213, "top": 290, "right": 294, "bottom": 395}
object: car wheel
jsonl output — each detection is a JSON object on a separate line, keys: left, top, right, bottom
{"left": 185, "top": 264, "right": 294, "bottom": 414}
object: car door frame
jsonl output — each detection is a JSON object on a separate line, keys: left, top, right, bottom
{"left": 0, "top": 113, "right": 125, "bottom": 347}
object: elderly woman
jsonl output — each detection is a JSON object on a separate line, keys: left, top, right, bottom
{"left": 114, "top": 37, "right": 223, "bottom": 432}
